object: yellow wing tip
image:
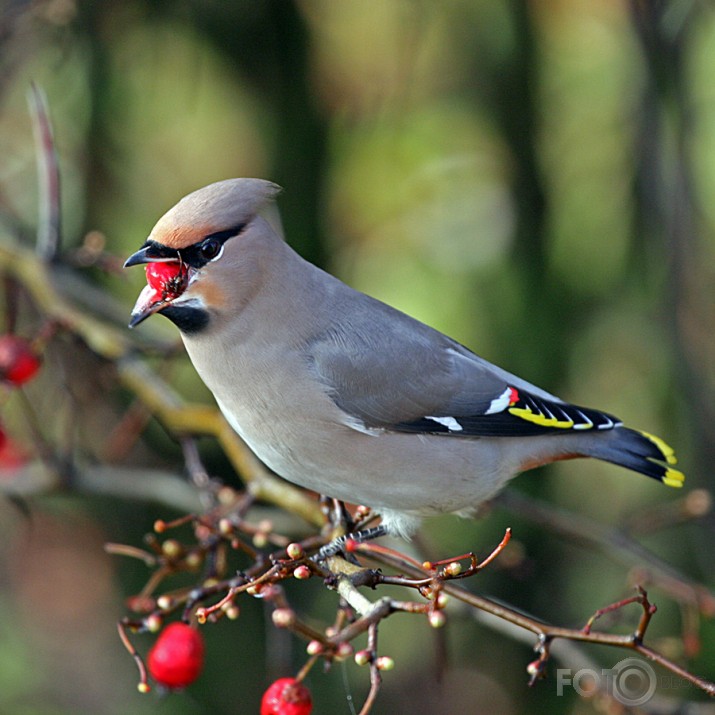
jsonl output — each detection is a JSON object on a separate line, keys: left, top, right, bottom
{"left": 662, "top": 469, "right": 685, "bottom": 488}
{"left": 508, "top": 406, "right": 574, "bottom": 429}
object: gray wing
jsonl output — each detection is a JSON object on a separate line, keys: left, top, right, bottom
{"left": 305, "top": 294, "right": 615, "bottom": 437}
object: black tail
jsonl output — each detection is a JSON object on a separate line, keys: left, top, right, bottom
{"left": 587, "top": 427, "right": 684, "bottom": 487}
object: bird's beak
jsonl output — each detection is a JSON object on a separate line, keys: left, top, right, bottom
{"left": 125, "top": 244, "right": 189, "bottom": 328}
{"left": 124, "top": 243, "right": 172, "bottom": 267}
{"left": 128, "top": 283, "right": 168, "bottom": 328}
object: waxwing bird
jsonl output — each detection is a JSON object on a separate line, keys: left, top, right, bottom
{"left": 125, "top": 179, "right": 684, "bottom": 539}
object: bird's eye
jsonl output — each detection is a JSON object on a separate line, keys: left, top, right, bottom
{"left": 199, "top": 238, "right": 222, "bottom": 261}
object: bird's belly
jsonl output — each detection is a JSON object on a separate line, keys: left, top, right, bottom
{"left": 217, "top": 395, "right": 512, "bottom": 515}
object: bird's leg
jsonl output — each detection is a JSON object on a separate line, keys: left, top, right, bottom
{"left": 331, "top": 498, "right": 356, "bottom": 532}
{"left": 319, "top": 496, "right": 358, "bottom": 533}
{"left": 312, "top": 525, "right": 388, "bottom": 562}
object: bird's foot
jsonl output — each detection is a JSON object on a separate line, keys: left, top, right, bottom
{"left": 312, "top": 525, "right": 388, "bottom": 562}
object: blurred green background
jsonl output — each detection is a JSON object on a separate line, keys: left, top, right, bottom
{"left": 0, "top": 1, "right": 713, "bottom": 713}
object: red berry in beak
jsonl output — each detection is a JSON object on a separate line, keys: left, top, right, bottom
{"left": 145, "top": 262, "right": 189, "bottom": 301}
{"left": 129, "top": 262, "right": 190, "bottom": 328}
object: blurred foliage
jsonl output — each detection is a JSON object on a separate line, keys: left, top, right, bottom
{"left": 0, "top": 1, "right": 713, "bottom": 713}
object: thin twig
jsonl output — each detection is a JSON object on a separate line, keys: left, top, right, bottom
{"left": 357, "top": 547, "right": 715, "bottom": 697}
{"left": 117, "top": 621, "right": 150, "bottom": 692}
{"left": 624, "top": 488, "right": 712, "bottom": 535}
{"left": 27, "top": 83, "right": 61, "bottom": 261}
{"left": 359, "top": 623, "right": 382, "bottom": 715}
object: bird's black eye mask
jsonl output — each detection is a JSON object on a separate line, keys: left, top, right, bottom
{"left": 181, "top": 224, "right": 246, "bottom": 268}
{"left": 130, "top": 223, "right": 247, "bottom": 270}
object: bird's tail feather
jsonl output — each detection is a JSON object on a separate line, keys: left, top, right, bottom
{"left": 587, "top": 427, "right": 684, "bottom": 487}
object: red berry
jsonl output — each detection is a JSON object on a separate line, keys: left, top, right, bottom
{"left": 261, "top": 677, "right": 312, "bottom": 715}
{"left": 0, "top": 335, "right": 41, "bottom": 385}
{"left": 145, "top": 262, "right": 188, "bottom": 301}
{"left": 147, "top": 622, "right": 204, "bottom": 689}
{"left": 0, "top": 429, "right": 27, "bottom": 470}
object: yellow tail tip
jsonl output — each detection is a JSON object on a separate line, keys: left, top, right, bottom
{"left": 662, "top": 468, "right": 685, "bottom": 488}
{"left": 640, "top": 431, "right": 679, "bottom": 466}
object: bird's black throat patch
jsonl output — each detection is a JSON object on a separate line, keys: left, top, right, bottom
{"left": 160, "top": 305, "right": 210, "bottom": 335}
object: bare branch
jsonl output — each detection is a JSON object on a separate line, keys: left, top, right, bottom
{"left": 495, "top": 489, "right": 715, "bottom": 614}
{"left": 358, "top": 546, "right": 715, "bottom": 698}
{"left": 0, "top": 240, "right": 323, "bottom": 527}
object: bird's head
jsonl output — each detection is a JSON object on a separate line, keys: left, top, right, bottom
{"left": 125, "top": 179, "right": 282, "bottom": 334}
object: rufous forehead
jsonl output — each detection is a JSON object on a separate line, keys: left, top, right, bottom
{"left": 148, "top": 222, "right": 219, "bottom": 250}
